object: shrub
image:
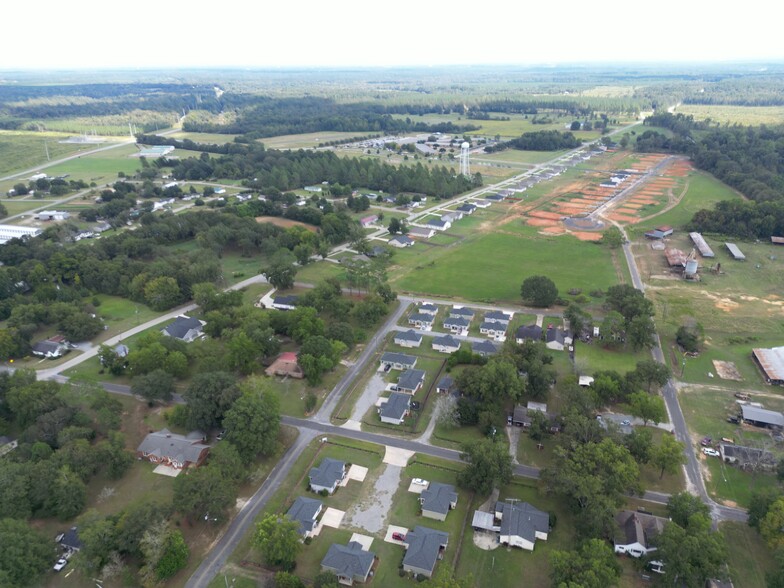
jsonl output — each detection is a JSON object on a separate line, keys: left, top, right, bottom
{"left": 319, "top": 489, "right": 329, "bottom": 497}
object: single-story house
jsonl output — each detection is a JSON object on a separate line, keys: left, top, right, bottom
{"left": 397, "top": 369, "right": 426, "bottom": 394}
{"left": 496, "top": 501, "right": 549, "bottom": 551}
{"left": 449, "top": 307, "right": 475, "bottom": 320}
{"left": 436, "top": 375, "right": 455, "bottom": 394}
{"left": 472, "top": 200, "right": 491, "bottom": 208}
{"left": 408, "top": 227, "right": 436, "bottom": 239}
{"left": 31, "top": 338, "right": 70, "bottom": 359}
{"left": 402, "top": 526, "right": 449, "bottom": 579}
{"left": 379, "top": 392, "right": 411, "bottom": 425}
{"left": 740, "top": 404, "right": 784, "bottom": 429}
{"left": 360, "top": 215, "right": 379, "bottom": 227}
{"left": 432, "top": 334, "right": 460, "bottom": 354}
{"left": 59, "top": 527, "right": 83, "bottom": 552}
{"left": 644, "top": 225, "right": 674, "bottom": 240}
{"left": 456, "top": 203, "right": 476, "bottom": 215}
{"left": 515, "top": 325, "right": 542, "bottom": 344}
{"left": 114, "top": 343, "right": 130, "bottom": 358}
{"left": 309, "top": 458, "right": 347, "bottom": 495}
{"left": 511, "top": 403, "right": 560, "bottom": 432}
{"left": 418, "top": 303, "right": 439, "bottom": 315}
{"left": 408, "top": 313, "right": 435, "bottom": 328}
{"left": 720, "top": 443, "right": 776, "bottom": 470}
{"left": 426, "top": 218, "right": 451, "bottom": 231}
{"left": 443, "top": 316, "right": 470, "bottom": 333}
{"left": 545, "top": 327, "right": 571, "bottom": 351}
{"left": 752, "top": 347, "right": 784, "bottom": 386}
{"left": 420, "top": 482, "right": 458, "bottom": 521}
{"left": 479, "top": 320, "right": 507, "bottom": 338}
{"left": 484, "top": 310, "right": 512, "bottom": 324}
{"left": 389, "top": 235, "right": 414, "bottom": 248}
{"left": 265, "top": 352, "right": 304, "bottom": 379}
{"left": 380, "top": 352, "right": 418, "bottom": 371}
{"left": 485, "top": 194, "right": 504, "bottom": 202}
{"left": 368, "top": 245, "right": 389, "bottom": 258}
{"left": 613, "top": 510, "right": 667, "bottom": 558}
{"left": 162, "top": 315, "right": 206, "bottom": 343}
{"left": 472, "top": 340, "right": 499, "bottom": 356}
{"left": 271, "top": 295, "right": 299, "bottom": 311}
{"left": 441, "top": 211, "right": 462, "bottom": 223}
{"left": 287, "top": 496, "right": 323, "bottom": 538}
{"left": 321, "top": 541, "right": 375, "bottom": 586}
{"left": 136, "top": 429, "right": 210, "bottom": 469}
{"left": 394, "top": 330, "right": 423, "bottom": 348}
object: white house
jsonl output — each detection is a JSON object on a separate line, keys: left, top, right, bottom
{"left": 613, "top": 511, "right": 667, "bottom": 558}
{"left": 496, "top": 501, "right": 549, "bottom": 551}
{"left": 309, "top": 458, "right": 346, "bottom": 495}
{"left": 432, "top": 334, "right": 460, "bottom": 353}
{"left": 394, "top": 330, "right": 423, "bottom": 348}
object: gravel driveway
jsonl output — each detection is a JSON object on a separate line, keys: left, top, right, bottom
{"left": 345, "top": 463, "right": 402, "bottom": 533}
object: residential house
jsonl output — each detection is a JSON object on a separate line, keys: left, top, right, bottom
{"left": 644, "top": 225, "right": 674, "bottom": 240}
{"left": 740, "top": 405, "right": 784, "bottom": 429}
{"left": 496, "top": 501, "right": 549, "bottom": 551}
{"left": 368, "top": 245, "right": 389, "bottom": 258}
{"left": 309, "top": 458, "right": 347, "bottom": 495}
{"left": 418, "top": 303, "right": 439, "bottom": 315}
{"left": 515, "top": 325, "right": 542, "bottom": 344}
{"left": 545, "top": 327, "right": 571, "bottom": 351}
{"left": 443, "top": 316, "right": 470, "bottom": 333}
{"left": 31, "top": 338, "right": 70, "bottom": 359}
{"left": 432, "top": 334, "right": 460, "bottom": 354}
{"left": 456, "top": 203, "right": 476, "bottom": 215}
{"left": 397, "top": 369, "right": 426, "bottom": 394}
{"left": 265, "top": 352, "right": 304, "bottom": 379}
{"left": 719, "top": 443, "right": 776, "bottom": 470}
{"left": 511, "top": 403, "right": 560, "bottom": 432}
{"left": 379, "top": 392, "right": 411, "bottom": 425}
{"left": 271, "top": 295, "right": 299, "bottom": 311}
{"left": 472, "top": 340, "right": 499, "bottom": 356}
{"left": 402, "top": 526, "right": 449, "bottom": 579}
{"left": 449, "top": 307, "right": 475, "bottom": 321}
{"left": 613, "top": 510, "right": 667, "bottom": 558}
{"left": 408, "top": 227, "right": 435, "bottom": 239}
{"left": 287, "top": 496, "right": 323, "bottom": 538}
{"left": 479, "top": 320, "right": 507, "bottom": 338}
{"left": 162, "top": 315, "right": 206, "bottom": 343}
{"left": 436, "top": 375, "right": 455, "bottom": 394}
{"left": 389, "top": 235, "right": 414, "bottom": 248}
{"left": 426, "top": 218, "right": 450, "bottom": 231}
{"left": 321, "top": 541, "right": 375, "bottom": 586}
{"left": 484, "top": 310, "right": 512, "bottom": 324}
{"left": 136, "top": 429, "right": 210, "bottom": 469}
{"left": 441, "top": 211, "right": 462, "bottom": 223}
{"left": 408, "top": 313, "right": 435, "bottom": 328}
{"left": 485, "top": 194, "right": 504, "bottom": 202}
{"left": 419, "top": 482, "right": 458, "bottom": 521}
{"left": 59, "top": 527, "right": 83, "bottom": 552}
{"left": 472, "top": 200, "right": 491, "bottom": 209}
{"left": 394, "top": 330, "right": 423, "bottom": 348}
{"left": 380, "top": 352, "right": 418, "bottom": 371}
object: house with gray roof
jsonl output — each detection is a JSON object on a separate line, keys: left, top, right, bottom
{"left": 485, "top": 194, "right": 504, "bottom": 202}
{"left": 419, "top": 482, "right": 458, "bottom": 521}
{"left": 389, "top": 235, "right": 414, "bottom": 248}
{"left": 418, "top": 303, "right": 439, "bottom": 315}
{"left": 321, "top": 541, "right": 375, "bottom": 585}
{"left": 449, "top": 307, "right": 475, "bottom": 320}
{"left": 436, "top": 375, "right": 455, "bottom": 394}
{"left": 409, "top": 313, "right": 435, "bottom": 328}
{"left": 441, "top": 211, "right": 462, "bottom": 223}
{"left": 515, "top": 324, "right": 542, "bottom": 344}
{"left": 402, "top": 526, "right": 449, "bottom": 578}
{"left": 271, "top": 295, "right": 298, "bottom": 311}
{"left": 479, "top": 321, "right": 507, "bottom": 338}
{"left": 59, "top": 527, "right": 83, "bottom": 552}
{"left": 426, "top": 218, "right": 450, "bottom": 231}
{"left": 472, "top": 340, "right": 500, "bottom": 357}
{"left": 456, "top": 203, "right": 476, "bottom": 215}
{"left": 484, "top": 310, "right": 512, "bottom": 323}
{"left": 394, "top": 330, "right": 423, "bottom": 348}
{"left": 162, "top": 315, "right": 205, "bottom": 342}
{"left": 545, "top": 327, "right": 571, "bottom": 351}
{"left": 397, "top": 369, "right": 426, "bottom": 394}
{"left": 613, "top": 510, "right": 667, "bottom": 558}
{"left": 287, "top": 496, "right": 323, "bottom": 538}
{"left": 443, "top": 316, "right": 470, "bottom": 333}
{"left": 379, "top": 392, "right": 411, "bottom": 425}
{"left": 380, "top": 352, "right": 418, "bottom": 371}
{"left": 740, "top": 405, "right": 784, "bottom": 428}
{"left": 136, "top": 429, "right": 210, "bottom": 469}
{"left": 408, "top": 227, "right": 435, "bottom": 239}
{"left": 432, "top": 334, "right": 460, "bottom": 353}
{"left": 309, "top": 458, "right": 346, "bottom": 495}
{"left": 495, "top": 501, "right": 549, "bottom": 551}
{"left": 31, "top": 338, "right": 70, "bottom": 359}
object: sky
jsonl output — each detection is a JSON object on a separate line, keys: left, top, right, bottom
{"left": 1, "top": 0, "right": 782, "bottom": 70}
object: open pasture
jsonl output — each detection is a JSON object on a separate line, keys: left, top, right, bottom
{"left": 0, "top": 130, "right": 101, "bottom": 176}
{"left": 673, "top": 104, "right": 784, "bottom": 126}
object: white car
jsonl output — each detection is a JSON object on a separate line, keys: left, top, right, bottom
{"left": 53, "top": 558, "right": 68, "bottom": 572}
{"left": 702, "top": 447, "right": 720, "bottom": 457}
{"left": 412, "top": 478, "right": 428, "bottom": 486}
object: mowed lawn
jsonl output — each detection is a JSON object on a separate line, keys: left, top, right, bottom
{"left": 393, "top": 232, "right": 617, "bottom": 304}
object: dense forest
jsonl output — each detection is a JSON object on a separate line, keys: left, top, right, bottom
{"left": 638, "top": 112, "right": 784, "bottom": 238}
{"left": 137, "top": 135, "right": 480, "bottom": 197}
{"left": 485, "top": 130, "right": 582, "bottom": 153}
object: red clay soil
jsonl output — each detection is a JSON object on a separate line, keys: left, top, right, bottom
{"left": 527, "top": 217, "right": 560, "bottom": 226}
{"left": 540, "top": 226, "right": 567, "bottom": 235}
{"left": 606, "top": 212, "right": 641, "bottom": 223}
{"left": 530, "top": 211, "right": 563, "bottom": 220}
{"left": 571, "top": 231, "right": 604, "bottom": 241}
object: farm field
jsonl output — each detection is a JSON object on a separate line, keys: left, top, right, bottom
{"left": 32, "top": 143, "right": 142, "bottom": 185}
{"left": 673, "top": 104, "right": 784, "bottom": 126}
{"left": 168, "top": 131, "right": 240, "bottom": 144}
{"left": 0, "top": 130, "right": 106, "bottom": 176}
{"left": 473, "top": 148, "right": 568, "bottom": 165}
{"left": 260, "top": 131, "right": 370, "bottom": 149}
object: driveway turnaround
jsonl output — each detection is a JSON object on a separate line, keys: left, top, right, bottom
{"left": 383, "top": 446, "right": 414, "bottom": 466}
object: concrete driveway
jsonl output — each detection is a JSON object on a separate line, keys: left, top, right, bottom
{"left": 350, "top": 533, "right": 374, "bottom": 551}
{"left": 383, "top": 446, "right": 414, "bottom": 466}
{"left": 384, "top": 525, "right": 409, "bottom": 544}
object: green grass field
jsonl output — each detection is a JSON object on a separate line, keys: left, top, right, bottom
{"left": 0, "top": 130, "right": 100, "bottom": 176}
{"left": 260, "top": 131, "right": 371, "bottom": 150}
{"left": 473, "top": 149, "right": 567, "bottom": 165}
{"left": 168, "top": 131, "right": 240, "bottom": 144}
{"left": 392, "top": 231, "right": 617, "bottom": 304}
{"left": 674, "top": 104, "right": 784, "bottom": 126}
{"left": 574, "top": 343, "right": 649, "bottom": 375}
{"left": 41, "top": 143, "right": 142, "bottom": 184}
{"left": 722, "top": 521, "right": 777, "bottom": 588}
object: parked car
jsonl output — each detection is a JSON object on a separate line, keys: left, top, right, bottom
{"left": 727, "top": 415, "right": 740, "bottom": 424}
{"left": 507, "top": 415, "right": 513, "bottom": 425}
{"left": 53, "top": 558, "right": 68, "bottom": 572}
{"left": 411, "top": 401, "right": 421, "bottom": 410}
{"left": 392, "top": 532, "right": 406, "bottom": 541}
{"left": 702, "top": 447, "right": 720, "bottom": 457}
{"left": 700, "top": 436, "right": 712, "bottom": 447}
{"left": 412, "top": 478, "right": 428, "bottom": 486}
{"left": 621, "top": 420, "right": 631, "bottom": 426}
{"left": 383, "top": 364, "right": 392, "bottom": 372}
{"left": 734, "top": 392, "right": 750, "bottom": 400}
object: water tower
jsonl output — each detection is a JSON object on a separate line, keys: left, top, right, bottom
{"left": 459, "top": 141, "right": 470, "bottom": 177}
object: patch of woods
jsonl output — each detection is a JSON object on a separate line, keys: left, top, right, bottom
{"left": 484, "top": 130, "right": 582, "bottom": 153}
{"left": 638, "top": 112, "right": 784, "bottom": 239}
{"left": 747, "top": 486, "right": 784, "bottom": 586}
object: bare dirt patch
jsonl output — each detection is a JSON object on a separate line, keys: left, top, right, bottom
{"left": 572, "top": 231, "right": 603, "bottom": 241}
{"left": 529, "top": 211, "right": 563, "bottom": 220}
{"left": 473, "top": 531, "right": 500, "bottom": 551}
{"left": 713, "top": 360, "right": 743, "bottom": 381}
{"left": 527, "top": 217, "right": 559, "bottom": 226}
{"left": 255, "top": 216, "right": 318, "bottom": 232}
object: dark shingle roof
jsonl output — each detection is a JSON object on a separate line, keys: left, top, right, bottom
{"left": 287, "top": 496, "right": 323, "bottom": 536}
{"left": 484, "top": 310, "right": 511, "bottom": 323}
{"left": 32, "top": 340, "right": 62, "bottom": 354}
{"left": 614, "top": 511, "right": 667, "bottom": 548}
{"left": 309, "top": 458, "right": 345, "bottom": 489}
{"left": 516, "top": 325, "right": 542, "bottom": 341}
{"left": 395, "top": 330, "right": 423, "bottom": 343}
{"left": 398, "top": 369, "right": 426, "bottom": 391}
{"left": 437, "top": 375, "right": 454, "bottom": 390}
{"left": 403, "top": 526, "right": 449, "bottom": 573}
{"left": 162, "top": 315, "right": 203, "bottom": 339}
{"left": 420, "top": 482, "right": 458, "bottom": 515}
{"left": 472, "top": 340, "right": 499, "bottom": 355}
{"left": 390, "top": 235, "right": 414, "bottom": 246}
{"left": 380, "top": 392, "right": 411, "bottom": 421}
{"left": 497, "top": 502, "right": 549, "bottom": 543}
{"left": 409, "top": 313, "right": 434, "bottom": 324}
{"left": 380, "top": 352, "right": 417, "bottom": 367}
{"left": 433, "top": 334, "right": 460, "bottom": 349}
{"left": 443, "top": 316, "right": 470, "bottom": 329}
{"left": 273, "top": 295, "right": 299, "bottom": 307}
{"left": 545, "top": 328, "right": 565, "bottom": 345}
{"left": 321, "top": 541, "right": 375, "bottom": 580}
{"left": 450, "top": 307, "right": 475, "bottom": 318}
{"left": 60, "top": 527, "right": 83, "bottom": 551}
{"left": 480, "top": 320, "right": 506, "bottom": 332}
{"left": 136, "top": 429, "right": 210, "bottom": 465}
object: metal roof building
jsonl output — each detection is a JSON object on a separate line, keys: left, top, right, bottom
{"left": 741, "top": 404, "right": 784, "bottom": 428}
{"left": 725, "top": 242, "right": 746, "bottom": 260}
{"left": 752, "top": 346, "right": 784, "bottom": 385}
{"left": 689, "top": 232, "right": 715, "bottom": 258}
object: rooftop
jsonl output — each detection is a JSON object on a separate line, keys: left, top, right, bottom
{"left": 433, "top": 334, "right": 460, "bottom": 348}
{"left": 398, "top": 369, "right": 427, "bottom": 391}
{"left": 309, "top": 458, "right": 346, "bottom": 489}
{"left": 163, "top": 315, "right": 204, "bottom": 339}
{"left": 136, "top": 429, "right": 209, "bottom": 465}
{"left": 403, "top": 526, "right": 449, "bottom": 574}
{"left": 420, "top": 482, "right": 458, "bottom": 515}
{"left": 753, "top": 347, "right": 784, "bottom": 382}
{"left": 741, "top": 404, "right": 784, "bottom": 427}
{"left": 380, "top": 352, "right": 417, "bottom": 366}
{"left": 497, "top": 501, "right": 549, "bottom": 542}
{"left": 321, "top": 541, "right": 375, "bottom": 580}
{"left": 380, "top": 392, "right": 411, "bottom": 421}
{"left": 287, "top": 496, "right": 322, "bottom": 536}
{"left": 395, "top": 330, "right": 423, "bottom": 343}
